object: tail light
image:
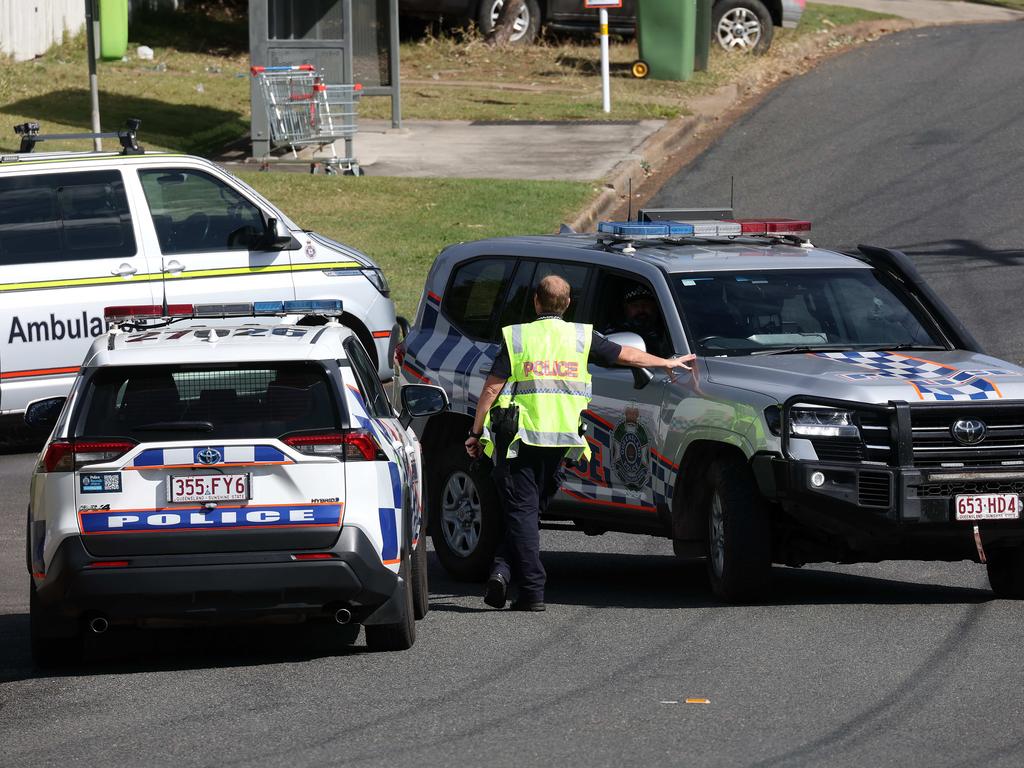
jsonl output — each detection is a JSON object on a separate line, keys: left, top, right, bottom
{"left": 283, "top": 430, "right": 385, "bottom": 461}
{"left": 41, "top": 439, "right": 136, "bottom": 473}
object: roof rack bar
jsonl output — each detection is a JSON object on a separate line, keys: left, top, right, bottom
{"left": 13, "top": 118, "right": 143, "bottom": 155}
{"left": 639, "top": 207, "right": 734, "bottom": 222}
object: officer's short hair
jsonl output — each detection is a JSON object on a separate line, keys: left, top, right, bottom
{"left": 535, "top": 275, "right": 571, "bottom": 314}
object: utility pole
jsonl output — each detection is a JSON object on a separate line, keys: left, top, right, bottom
{"left": 84, "top": 0, "right": 102, "bottom": 150}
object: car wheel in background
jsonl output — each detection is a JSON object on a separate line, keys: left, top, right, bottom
{"left": 477, "top": 0, "right": 541, "bottom": 44}
{"left": 30, "top": 580, "right": 82, "bottom": 668}
{"left": 986, "top": 548, "right": 1024, "bottom": 598}
{"left": 411, "top": 527, "right": 430, "bottom": 619}
{"left": 705, "top": 458, "right": 772, "bottom": 602}
{"left": 365, "top": 552, "right": 417, "bottom": 651}
{"left": 712, "top": 0, "right": 773, "bottom": 54}
{"left": 428, "top": 451, "right": 502, "bottom": 582}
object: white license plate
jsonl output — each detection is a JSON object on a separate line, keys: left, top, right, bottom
{"left": 955, "top": 493, "right": 1020, "bottom": 521}
{"left": 169, "top": 474, "right": 250, "bottom": 503}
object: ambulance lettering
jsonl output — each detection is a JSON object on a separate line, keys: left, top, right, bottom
{"left": 8, "top": 312, "right": 107, "bottom": 344}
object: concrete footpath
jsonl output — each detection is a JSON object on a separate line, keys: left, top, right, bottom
{"left": 354, "top": 118, "right": 665, "bottom": 181}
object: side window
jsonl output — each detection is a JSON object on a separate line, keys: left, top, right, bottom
{"left": 591, "top": 270, "right": 672, "bottom": 357}
{"left": 138, "top": 169, "right": 266, "bottom": 255}
{"left": 346, "top": 337, "right": 393, "bottom": 418}
{"left": 533, "top": 261, "right": 591, "bottom": 323}
{"left": 496, "top": 260, "right": 537, "bottom": 329}
{"left": 0, "top": 170, "right": 136, "bottom": 265}
{"left": 442, "top": 257, "right": 515, "bottom": 341}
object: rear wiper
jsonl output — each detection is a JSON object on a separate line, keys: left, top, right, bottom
{"left": 133, "top": 420, "right": 214, "bottom": 431}
{"left": 854, "top": 344, "right": 948, "bottom": 352}
{"left": 749, "top": 345, "right": 855, "bottom": 356}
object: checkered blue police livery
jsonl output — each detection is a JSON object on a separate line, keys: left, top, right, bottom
{"left": 817, "top": 351, "right": 1005, "bottom": 401}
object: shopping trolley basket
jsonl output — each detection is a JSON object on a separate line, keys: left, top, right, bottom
{"left": 251, "top": 64, "right": 362, "bottom": 175}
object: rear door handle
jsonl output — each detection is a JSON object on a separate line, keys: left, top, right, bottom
{"left": 164, "top": 260, "right": 185, "bottom": 274}
{"left": 111, "top": 263, "right": 137, "bottom": 277}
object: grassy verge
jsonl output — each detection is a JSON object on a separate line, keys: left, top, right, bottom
{"left": 236, "top": 172, "right": 594, "bottom": 316}
{"left": 963, "top": 0, "right": 1024, "bottom": 8}
{"left": 0, "top": 4, "right": 893, "bottom": 152}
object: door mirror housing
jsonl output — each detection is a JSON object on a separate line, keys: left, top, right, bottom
{"left": 399, "top": 384, "right": 450, "bottom": 428}
{"left": 603, "top": 332, "right": 653, "bottom": 388}
{"left": 24, "top": 396, "right": 67, "bottom": 429}
{"left": 259, "top": 217, "right": 293, "bottom": 250}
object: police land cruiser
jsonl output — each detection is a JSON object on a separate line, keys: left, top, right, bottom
{"left": 0, "top": 121, "right": 399, "bottom": 427}
{"left": 399, "top": 211, "right": 1024, "bottom": 601}
{"left": 24, "top": 300, "right": 448, "bottom": 665}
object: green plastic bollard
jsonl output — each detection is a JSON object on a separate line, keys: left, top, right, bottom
{"left": 634, "top": 0, "right": 696, "bottom": 81}
{"left": 99, "top": 0, "right": 128, "bottom": 61}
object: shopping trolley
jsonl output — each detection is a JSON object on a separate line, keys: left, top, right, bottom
{"left": 251, "top": 64, "right": 362, "bottom": 175}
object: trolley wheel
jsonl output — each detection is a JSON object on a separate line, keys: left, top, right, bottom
{"left": 343, "top": 165, "right": 364, "bottom": 177}
{"left": 632, "top": 60, "right": 650, "bottom": 79}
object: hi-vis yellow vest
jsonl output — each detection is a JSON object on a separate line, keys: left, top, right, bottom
{"left": 482, "top": 317, "right": 593, "bottom": 461}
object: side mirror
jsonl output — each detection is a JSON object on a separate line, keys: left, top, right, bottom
{"left": 632, "top": 367, "right": 654, "bottom": 390}
{"left": 259, "top": 217, "right": 293, "bottom": 250}
{"left": 24, "top": 396, "right": 66, "bottom": 429}
{"left": 604, "top": 331, "right": 653, "bottom": 389}
{"left": 399, "top": 384, "right": 450, "bottom": 428}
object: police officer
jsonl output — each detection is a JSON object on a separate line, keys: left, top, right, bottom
{"left": 465, "top": 275, "right": 694, "bottom": 611}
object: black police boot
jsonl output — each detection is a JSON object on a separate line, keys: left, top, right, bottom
{"left": 510, "top": 599, "right": 546, "bottom": 612}
{"left": 484, "top": 572, "right": 509, "bottom": 609}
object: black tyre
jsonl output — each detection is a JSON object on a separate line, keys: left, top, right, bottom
{"left": 428, "top": 448, "right": 502, "bottom": 582}
{"left": 705, "top": 458, "right": 772, "bottom": 602}
{"left": 30, "top": 580, "right": 81, "bottom": 668}
{"left": 712, "top": 0, "right": 774, "bottom": 55}
{"left": 986, "top": 548, "right": 1024, "bottom": 598}
{"left": 365, "top": 553, "right": 416, "bottom": 652}
{"left": 411, "top": 525, "right": 430, "bottom": 619}
{"left": 477, "top": 0, "right": 541, "bottom": 44}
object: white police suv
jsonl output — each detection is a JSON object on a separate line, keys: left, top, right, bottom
{"left": 0, "top": 121, "right": 400, "bottom": 429}
{"left": 24, "top": 300, "right": 447, "bottom": 665}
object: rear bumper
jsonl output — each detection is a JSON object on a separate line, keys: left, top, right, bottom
{"left": 755, "top": 455, "right": 1024, "bottom": 561}
{"left": 34, "top": 526, "right": 399, "bottom": 625}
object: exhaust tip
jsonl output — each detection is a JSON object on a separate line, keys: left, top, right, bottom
{"left": 89, "top": 616, "right": 109, "bottom": 634}
{"left": 333, "top": 607, "right": 352, "bottom": 625}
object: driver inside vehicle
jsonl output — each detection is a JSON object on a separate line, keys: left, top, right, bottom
{"left": 606, "top": 284, "right": 672, "bottom": 357}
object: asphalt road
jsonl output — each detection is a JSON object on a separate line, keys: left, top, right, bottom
{"left": 3, "top": 22, "right": 1024, "bottom": 768}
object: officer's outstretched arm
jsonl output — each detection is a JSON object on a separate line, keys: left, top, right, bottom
{"left": 616, "top": 347, "right": 696, "bottom": 379}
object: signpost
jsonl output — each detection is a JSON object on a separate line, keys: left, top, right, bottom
{"left": 584, "top": 0, "right": 622, "bottom": 114}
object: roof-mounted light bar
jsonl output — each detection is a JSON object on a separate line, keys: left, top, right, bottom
{"left": 104, "top": 300, "right": 344, "bottom": 325}
{"left": 597, "top": 216, "right": 812, "bottom": 243}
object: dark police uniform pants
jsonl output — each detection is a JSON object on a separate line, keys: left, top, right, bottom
{"left": 491, "top": 443, "right": 568, "bottom": 603}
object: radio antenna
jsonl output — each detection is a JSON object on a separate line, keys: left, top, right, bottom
{"left": 627, "top": 177, "right": 633, "bottom": 222}
{"left": 160, "top": 257, "right": 169, "bottom": 317}
{"left": 730, "top": 175, "right": 735, "bottom": 212}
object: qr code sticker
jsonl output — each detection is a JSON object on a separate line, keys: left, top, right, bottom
{"left": 103, "top": 475, "right": 121, "bottom": 491}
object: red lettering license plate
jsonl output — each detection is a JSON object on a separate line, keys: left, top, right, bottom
{"left": 954, "top": 493, "right": 1020, "bottom": 522}
{"left": 168, "top": 474, "right": 250, "bottom": 503}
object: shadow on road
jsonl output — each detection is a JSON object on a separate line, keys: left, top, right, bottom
{"left": 1, "top": 552, "right": 992, "bottom": 682}
{"left": 431, "top": 548, "right": 993, "bottom": 610}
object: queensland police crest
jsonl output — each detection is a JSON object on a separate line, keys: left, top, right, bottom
{"left": 612, "top": 406, "right": 650, "bottom": 490}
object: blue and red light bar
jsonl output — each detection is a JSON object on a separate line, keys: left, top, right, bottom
{"left": 597, "top": 218, "right": 811, "bottom": 241}
{"left": 104, "top": 300, "right": 344, "bottom": 323}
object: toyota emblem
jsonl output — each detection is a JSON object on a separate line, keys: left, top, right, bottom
{"left": 197, "top": 447, "right": 222, "bottom": 465}
{"left": 951, "top": 419, "right": 987, "bottom": 446}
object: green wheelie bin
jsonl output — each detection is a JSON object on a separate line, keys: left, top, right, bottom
{"left": 633, "top": 0, "right": 696, "bottom": 81}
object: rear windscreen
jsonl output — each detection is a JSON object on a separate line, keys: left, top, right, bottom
{"left": 75, "top": 363, "right": 342, "bottom": 441}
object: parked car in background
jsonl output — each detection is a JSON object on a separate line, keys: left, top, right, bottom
{"left": 399, "top": 0, "right": 805, "bottom": 53}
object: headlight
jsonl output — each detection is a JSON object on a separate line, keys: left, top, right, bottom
{"left": 789, "top": 408, "right": 859, "bottom": 438}
{"left": 361, "top": 268, "right": 391, "bottom": 297}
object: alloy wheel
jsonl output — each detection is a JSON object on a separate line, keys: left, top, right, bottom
{"left": 440, "top": 471, "right": 482, "bottom": 557}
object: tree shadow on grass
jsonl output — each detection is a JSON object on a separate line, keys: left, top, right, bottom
{"left": 129, "top": 8, "right": 248, "bottom": 56}
{"left": 0, "top": 90, "right": 247, "bottom": 156}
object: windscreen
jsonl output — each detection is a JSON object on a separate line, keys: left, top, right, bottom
{"left": 673, "top": 269, "right": 945, "bottom": 356}
{"left": 75, "top": 362, "right": 341, "bottom": 441}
